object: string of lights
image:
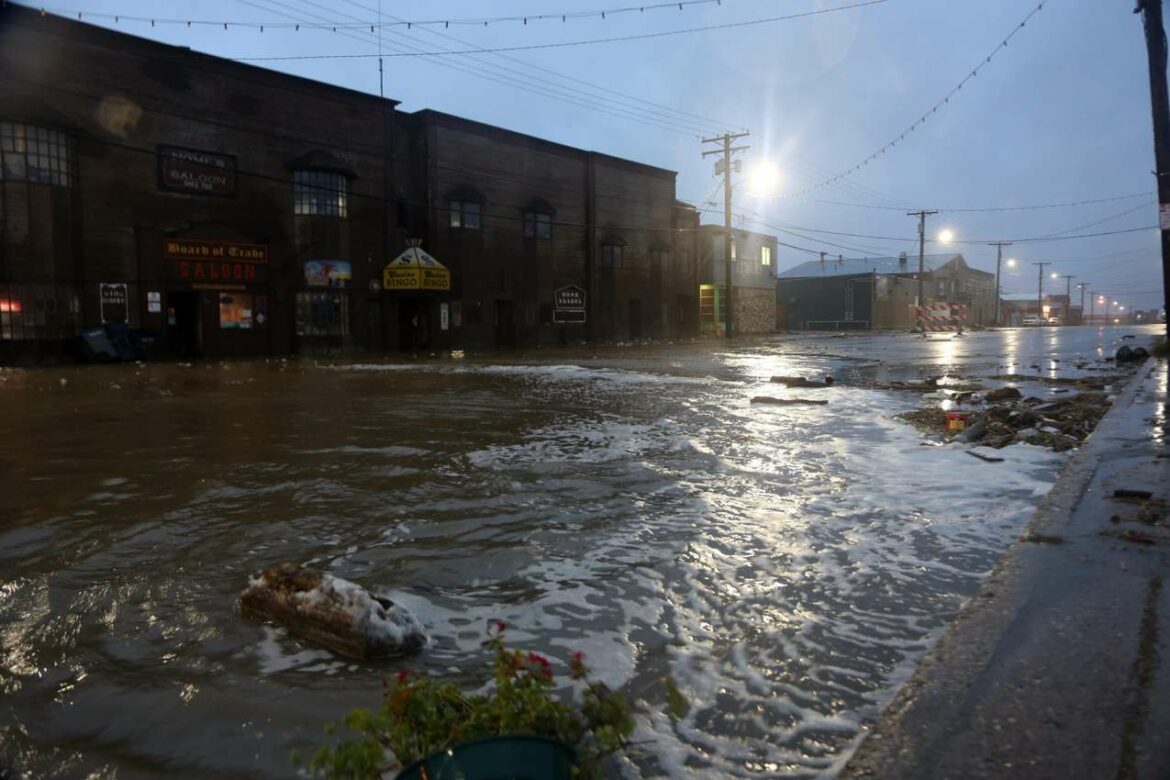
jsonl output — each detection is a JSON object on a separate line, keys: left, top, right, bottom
{"left": 781, "top": 0, "right": 1048, "bottom": 200}
{"left": 9, "top": 0, "right": 736, "bottom": 31}
{"left": 235, "top": 1, "right": 890, "bottom": 60}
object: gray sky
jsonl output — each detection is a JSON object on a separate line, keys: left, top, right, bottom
{"left": 26, "top": 0, "right": 1168, "bottom": 312}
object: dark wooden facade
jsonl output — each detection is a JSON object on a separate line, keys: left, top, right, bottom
{"left": 0, "top": 6, "right": 698, "bottom": 362}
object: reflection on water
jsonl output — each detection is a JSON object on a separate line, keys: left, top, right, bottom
{"left": 0, "top": 327, "right": 1157, "bottom": 778}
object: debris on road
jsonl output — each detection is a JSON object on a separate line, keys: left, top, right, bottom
{"left": 770, "top": 375, "right": 834, "bottom": 388}
{"left": 751, "top": 396, "right": 829, "bottom": 406}
{"left": 1115, "top": 344, "right": 1150, "bottom": 363}
{"left": 240, "top": 563, "right": 426, "bottom": 660}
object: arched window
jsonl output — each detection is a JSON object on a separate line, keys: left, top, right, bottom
{"left": 293, "top": 170, "right": 349, "bottom": 217}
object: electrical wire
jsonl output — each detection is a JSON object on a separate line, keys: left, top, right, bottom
{"left": 236, "top": 1, "right": 891, "bottom": 60}
{"left": 782, "top": 0, "right": 1048, "bottom": 199}
{"left": 18, "top": 0, "right": 737, "bottom": 31}
{"left": 804, "top": 191, "right": 1156, "bottom": 213}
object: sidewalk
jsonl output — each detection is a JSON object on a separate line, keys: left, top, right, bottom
{"left": 842, "top": 357, "right": 1170, "bottom": 780}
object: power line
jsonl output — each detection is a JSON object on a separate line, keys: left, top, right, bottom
{"left": 952, "top": 226, "right": 1157, "bottom": 244}
{"left": 804, "top": 191, "right": 1156, "bottom": 213}
{"left": 236, "top": 1, "right": 891, "bottom": 60}
{"left": 1032, "top": 201, "right": 1153, "bottom": 239}
{"left": 340, "top": 0, "right": 739, "bottom": 137}
{"left": 234, "top": 0, "right": 713, "bottom": 137}
{"left": 19, "top": 0, "right": 735, "bottom": 31}
{"left": 782, "top": 0, "right": 1048, "bottom": 200}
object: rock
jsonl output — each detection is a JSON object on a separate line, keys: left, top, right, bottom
{"left": 240, "top": 563, "right": 426, "bottom": 660}
{"left": 986, "top": 386, "right": 1022, "bottom": 401}
{"left": 771, "top": 376, "right": 833, "bottom": 388}
{"left": 958, "top": 415, "right": 988, "bottom": 443}
{"left": 1116, "top": 345, "right": 1150, "bottom": 363}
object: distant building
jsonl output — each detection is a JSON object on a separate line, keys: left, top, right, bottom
{"left": 776, "top": 252, "right": 991, "bottom": 330}
{"left": 698, "top": 226, "right": 777, "bottom": 336}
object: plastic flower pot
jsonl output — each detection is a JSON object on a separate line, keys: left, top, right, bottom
{"left": 395, "top": 735, "right": 576, "bottom": 780}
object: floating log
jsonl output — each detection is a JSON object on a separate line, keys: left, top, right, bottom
{"left": 750, "top": 396, "right": 829, "bottom": 406}
{"left": 770, "top": 376, "right": 834, "bottom": 388}
{"left": 240, "top": 563, "right": 426, "bottom": 660}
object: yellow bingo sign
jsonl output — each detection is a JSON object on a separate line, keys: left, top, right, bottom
{"left": 382, "top": 245, "right": 451, "bottom": 291}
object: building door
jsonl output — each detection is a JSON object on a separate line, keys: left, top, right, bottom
{"left": 397, "top": 297, "right": 429, "bottom": 352}
{"left": 167, "top": 291, "right": 200, "bottom": 357}
{"left": 629, "top": 299, "right": 643, "bottom": 339}
{"left": 495, "top": 300, "right": 515, "bottom": 347}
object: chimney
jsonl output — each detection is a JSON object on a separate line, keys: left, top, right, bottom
{"left": 899, "top": 251, "right": 908, "bottom": 269}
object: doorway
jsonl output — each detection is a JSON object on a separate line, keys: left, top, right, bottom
{"left": 167, "top": 291, "right": 200, "bottom": 357}
{"left": 397, "top": 298, "right": 430, "bottom": 352}
{"left": 495, "top": 300, "right": 515, "bottom": 347}
{"left": 629, "top": 299, "right": 643, "bottom": 340}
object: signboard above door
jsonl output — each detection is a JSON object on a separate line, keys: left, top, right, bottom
{"left": 158, "top": 145, "right": 237, "bottom": 196}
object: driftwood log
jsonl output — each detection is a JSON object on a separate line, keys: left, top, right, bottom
{"left": 240, "top": 563, "right": 426, "bottom": 660}
{"left": 750, "top": 396, "right": 829, "bottom": 406}
{"left": 769, "top": 376, "right": 834, "bottom": 388}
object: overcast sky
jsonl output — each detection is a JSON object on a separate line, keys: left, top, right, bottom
{"left": 26, "top": 0, "right": 1168, "bottom": 312}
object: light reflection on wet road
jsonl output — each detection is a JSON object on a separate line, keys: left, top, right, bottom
{"left": 0, "top": 326, "right": 1156, "bottom": 778}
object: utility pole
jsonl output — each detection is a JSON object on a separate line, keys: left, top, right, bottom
{"left": 1089, "top": 291, "right": 1097, "bottom": 325}
{"left": 702, "top": 131, "right": 750, "bottom": 339}
{"left": 1076, "top": 282, "right": 1088, "bottom": 325}
{"left": 989, "top": 241, "right": 1012, "bottom": 326}
{"left": 1060, "top": 274, "right": 1075, "bottom": 325}
{"left": 1033, "top": 262, "right": 1051, "bottom": 322}
{"left": 1136, "top": 0, "right": 1170, "bottom": 339}
{"left": 908, "top": 210, "right": 939, "bottom": 334}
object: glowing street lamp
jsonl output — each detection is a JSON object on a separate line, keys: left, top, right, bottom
{"left": 937, "top": 228, "right": 955, "bottom": 244}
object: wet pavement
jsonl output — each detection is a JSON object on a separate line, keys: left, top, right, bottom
{"left": 0, "top": 326, "right": 1160, "bottom": 778}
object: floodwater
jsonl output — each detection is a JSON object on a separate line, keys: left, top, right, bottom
{"left": 0, "top": 326, "right": 1158, "bottom": 778}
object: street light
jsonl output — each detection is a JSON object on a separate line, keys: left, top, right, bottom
{"left": 937, "top": 228, "right": 955, "bottom": 244}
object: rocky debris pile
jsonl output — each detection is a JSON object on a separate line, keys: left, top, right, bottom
{"left": 989, "top": 373, "right": 1123, "bottom": 391}
{"left": 869, "top": 375, "right": 986, "bottom": 393}
{"left": 897, "top": 391, "right": 1112, "bottom": 452}
{"left": 241, "top": 563, "right": 426, "bottom": 660}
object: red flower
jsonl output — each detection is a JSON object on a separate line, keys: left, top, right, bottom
{"left": 395, "top": 669, "right": 410, "bottom": 683}
{"left": 569, "top": 650, "right": 589, "bottom": 680}
{"left": 491, "top": 620, "right": 507, "bottom": 634}
{"left": 527, "top": 652, "right": 551, "bottom": 667}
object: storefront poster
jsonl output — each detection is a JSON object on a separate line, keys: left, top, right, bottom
{"left": 304, "top": 260, "right": 352, "bottom": 288}
{"left": 440, "top": 302, "right": 450, "bottom": 331}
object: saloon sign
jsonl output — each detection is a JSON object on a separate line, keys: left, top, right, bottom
{"left": 164, "top": 239, "right": 269, "bottom": 284}
{"left": 158, "top": 146, "right": 237, "bottom": 196}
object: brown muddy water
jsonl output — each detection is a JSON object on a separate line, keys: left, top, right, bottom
{"left": 0, "top": 327, "right": 1155, "bottom": 778}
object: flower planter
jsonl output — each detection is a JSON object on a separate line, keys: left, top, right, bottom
{"left": 395, "top": 735, "right": 575, "bottom": 780}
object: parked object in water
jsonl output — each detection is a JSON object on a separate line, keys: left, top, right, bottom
{"left": 751, "top": 396, "right": 829, "bottom": 405}
{"left": 240, "top": 563, "right": 426, "bottom": 660}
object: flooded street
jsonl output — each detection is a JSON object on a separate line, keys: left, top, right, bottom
{"left": 0, "top": 326, "right": 1156, "bottom": 778}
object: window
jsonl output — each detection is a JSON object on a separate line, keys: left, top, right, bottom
{"left": 449, "top": 200, "right": 481, "bottom": 230}
{"left": 219, "top": 292, "right": 267, "bottom": 329}
{"left": 295, "top": 291, "right": 349, "bottom": 336}
{"left": 650, "top": 248, "right": 669, "bottom": 276}
{"left": 0, "top": 123, "right": 74, "bottom": 186}
{"left": 523, "top": 211, "right": 552, "bottom": 239}
{"left": 600, "top": 244, "right": 623, "bottom": 268}
{"left": 761, "top": 246, "right": 772, "bottom": 267}
{"left": 677, "top": 249, "right": 690, "bottom": 276}
{"left": 0, "top": 285, "right": 80, "bottom": 340}
{"left": 294, "top": 170, "right": 348, "bottom": 217}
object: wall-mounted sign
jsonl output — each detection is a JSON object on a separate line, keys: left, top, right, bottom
{"left": 382, "top": 245, "right": 451, "bottom": 291}
{"left": 158, "top": 145, "right": 237, "bottom": 196}
{"left": 99, "top": 283, "right": 128, "bottom": 324}
{"left": 171, "top": 262, "right": 264, "bottom": 284}
{"left": 554, "top": 284, "right": 586, "bottom": 310}
{"left": 1161, "top": 203, "right": 1170, "bottom": 231}
{"left": 440, "top": 302, "right": 450, "bottom": 331}
{"left": 147, "top": 291, "right": 162, "bottom": 313}
{"left": 304, "top": 260, "right": 352, "bottom": 288}
{"left": 553, "top": 283, "right": 586, "bottom": 324}
{"left": 164, "top": 239, "right": 268, "bottom": 264}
